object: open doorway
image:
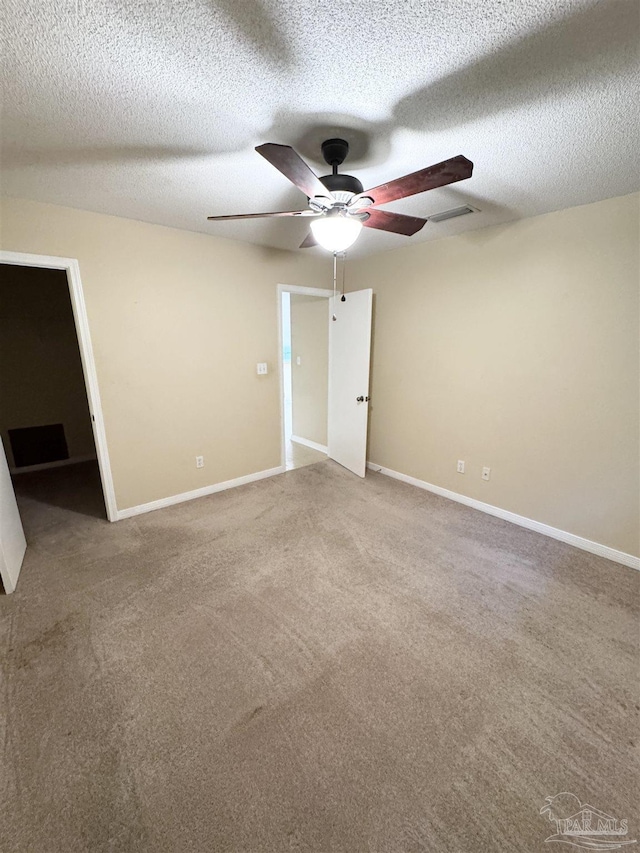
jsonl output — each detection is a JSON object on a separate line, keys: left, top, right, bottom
{"left": 0, "top": 253, "right": 116, "bottom": 592}
{"left": 278, "top": 284, "right": 332, "bottom": 471}
{"left": 0, "top": 263, "right": 104, "bottom": 518}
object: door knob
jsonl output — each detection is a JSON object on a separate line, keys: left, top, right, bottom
{"left": 356, "top": 396, "right": 370, "bottom": 403}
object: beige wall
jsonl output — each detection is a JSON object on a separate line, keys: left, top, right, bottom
{"left": 290, "top": 294, "right": 328, "bottom": 447}
{"left": 351, "top": 192, "right": 640, "bottom": 557}
{"left": 2, "top": 193, "right": 637, "bottom": 557}
{"left": 0, "top": 264, "right": 95, "bottom": 467}
{"left": 0, "top": 198, "right": 327, "bottom": 509}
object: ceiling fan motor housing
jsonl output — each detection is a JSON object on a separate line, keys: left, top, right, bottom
{"left": 319, "top": 172, "right": 364, "bottom": 196}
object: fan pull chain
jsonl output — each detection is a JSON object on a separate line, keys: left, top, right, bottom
{"left": 332, "top": 252, "right": 337, "bottom": 321}
{"left": 341, "top": 251, "right": 347, "bottom": 301}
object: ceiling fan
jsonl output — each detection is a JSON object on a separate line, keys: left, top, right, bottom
{"left": 207, "top": 139, "right": 473, "bottom": 252}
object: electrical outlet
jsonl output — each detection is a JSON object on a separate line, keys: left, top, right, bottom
{"left": 196, "top": 455, "right": 204, "bottom": 469}
{"left": 482, "top": 467, "right": 491, "bottom": 481}
{"left": 256, "top": 362, "right": 268, "bottom": 375}
{"left": 457, "top": 460, "right": 465, "bottom": 474}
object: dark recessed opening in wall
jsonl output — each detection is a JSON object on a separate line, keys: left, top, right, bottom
{"left": 9, "top": 423, "right": 69, "bottom": 468}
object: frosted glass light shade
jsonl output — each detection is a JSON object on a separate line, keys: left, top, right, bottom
{"left": 310, "top": 215, "right": 362, "bottom": 252}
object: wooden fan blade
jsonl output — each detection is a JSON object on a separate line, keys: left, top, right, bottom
{"left": 207, "top": 210, "right": 316, "bottom": 221}
{"left": 299, "top": 231, "right": 318, "bottom": 249}
{"left": 256, "top": 143, "right": 330, "bottom": 199}
{"left": 358, "top": 155, "right": 473, "bottom": 207}
{"left": 362, "top": 209, "right": 427, "bottom": 236}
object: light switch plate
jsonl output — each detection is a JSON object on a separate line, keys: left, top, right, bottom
{"left": 256, "top": 362, "right": 268, "bottom": 375}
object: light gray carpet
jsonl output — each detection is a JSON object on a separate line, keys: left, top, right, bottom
{"left": 1, "top": 460, "right": 638, "bottom": 852}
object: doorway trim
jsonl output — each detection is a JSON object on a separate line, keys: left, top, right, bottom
{"left": 0, "top": 251, "right": 118, "bottom": 521}
{"left": 277, "top": 284, "right": 333, "bottom": 471}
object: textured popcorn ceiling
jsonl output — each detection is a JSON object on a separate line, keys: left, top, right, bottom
{"left": 1, "top": 0, "right": 638, "bottom": 256}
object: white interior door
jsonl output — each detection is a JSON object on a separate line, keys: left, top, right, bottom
{"left": 0, "top": 440, "right": 26, "bottom": 594}
{"left": 328, "top": 288, "right": 373, "bottom": 477}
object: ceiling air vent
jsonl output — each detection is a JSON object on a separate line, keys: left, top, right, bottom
{"left": 428, "top": 205, "right": 478, "bottom": 223}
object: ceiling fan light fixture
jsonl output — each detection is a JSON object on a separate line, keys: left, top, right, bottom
{"left": 310, "top": 213, "right": 362, "bottom": 252}
{"left": 208, "top": 142, "right": 474, "bottom": 248}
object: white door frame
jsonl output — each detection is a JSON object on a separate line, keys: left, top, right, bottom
{"left": 0, "top": 251, "right": 118, "bottom": 521}
{"left": 277, "top": 284, "right": 333, "bottom": 471}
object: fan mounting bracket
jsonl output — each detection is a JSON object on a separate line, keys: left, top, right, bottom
{"left": 321, "top": 138, "right": 350, "bottom": 168}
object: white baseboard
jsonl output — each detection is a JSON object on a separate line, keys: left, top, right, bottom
{"left": 367, "top": 462, "right": 640, "bottom": 571}
{"left": 290, "top": 435, "right": 328, "bottom": 454}
{"left": 116, "top": 465, "right": 285, "bottom": 521}
{"left": 10, "top": 454, "right": 97, "bottom": 475}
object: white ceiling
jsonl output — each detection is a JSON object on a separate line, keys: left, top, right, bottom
{"left": 1, "top": 0, "right": 638, "bottom": 257}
